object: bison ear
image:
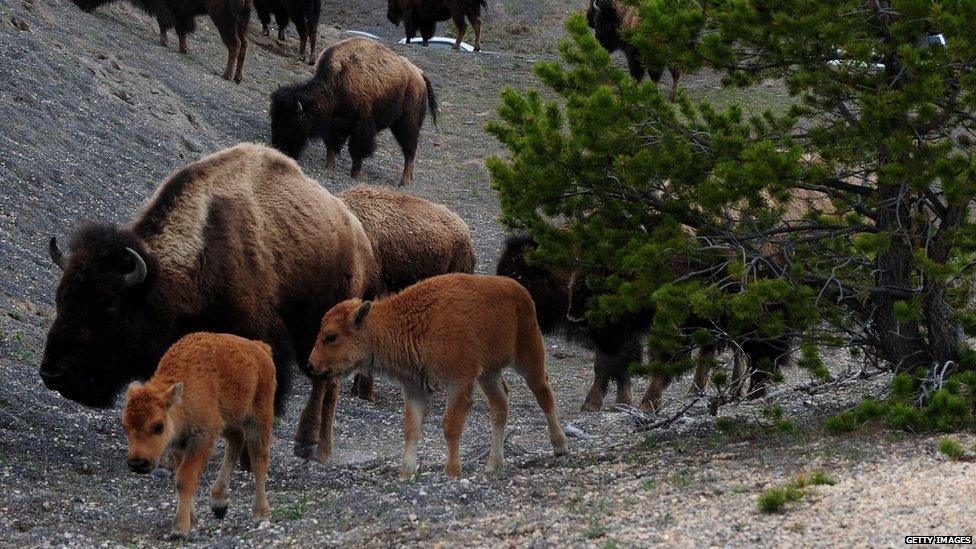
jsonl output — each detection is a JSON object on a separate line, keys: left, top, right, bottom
{"left": 125, "top": 381, "right": 143, "bottom": 398}
{"left": 352, "top": 301, "right": 372, "bottom": 328}
{"left": 166, "top": 382, "right": 183, "bottom": 408}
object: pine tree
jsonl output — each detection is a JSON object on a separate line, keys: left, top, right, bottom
{"left": 487, "top": 1, "right": 976, "bottom": 398}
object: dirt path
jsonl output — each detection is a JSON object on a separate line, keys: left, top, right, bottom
{"left": 1, "top": 0, "right": 974, "bottom": 546}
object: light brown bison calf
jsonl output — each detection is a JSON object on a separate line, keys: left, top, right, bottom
{"left": 122, "top": 332, "right": 276, "bottom": 538}
{"left": 307, "top": 273, "right": 568, "bottom": 479}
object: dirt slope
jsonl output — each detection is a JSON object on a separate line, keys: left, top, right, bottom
{"left": 1, "top": 0, "right": 974, "bottom": 546}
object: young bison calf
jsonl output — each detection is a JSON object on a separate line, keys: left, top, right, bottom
{"left": 306, "top": 273, "right": 568, "bottom": 479}
{"left": 122, "top": 332, "right": 275, "bottom": 538}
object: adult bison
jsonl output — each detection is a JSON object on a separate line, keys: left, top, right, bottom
{"left": 293, "top": 185, "right": 476, "bottom": 462}
{"left": 41, "top": 143, "right": 377, "bottom": 416}
{"left": 497, "top": 234, "right": 793, "bottom": 413}
{"left": 586, "top": 0, "right": 681, "bottom": 101}
{"left": 270, "top": 38, "right": 437, "bottom": 187}
{"left": 253, "top": 0, "right": 321, "bottom": 63}
{"left": 40, "top": 144, "right": 476, "bottom": 465}
{"left": 70, "top": 0, "right": 251, "bottom": 83}
{"left": 387, "top": 0, "right": 486, "bottom": 52}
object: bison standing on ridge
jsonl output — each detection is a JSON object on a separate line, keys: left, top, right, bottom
{"left": 586, "top": 0, "right": 681, "bottom": 101}
{"left": 270, "top": 37, "right": 437, "bottom": 187}
{"left": 253, "top": 0, "right": 321, "bottom": 63}
{"left": 70, "top": 0, "right": 251, "bottom": 83}
{"left": 387, "top": 0, "right": 486, "bottom": 52}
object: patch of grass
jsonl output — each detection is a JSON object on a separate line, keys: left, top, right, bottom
{"left": 731, "top": 484, "right": 750, "bottom": 494}
{"left": 584, "top": 519, "right": 608, "bottom": 540}
{"left": 641, "top": 478, "right": 655, "bottom": 490}
{"left": 757, "top": 485, "right": 803, "bottom": 514}
{"left": 667, "top": 471, "right": 692, "bottom": 488}
{"left": 806, "top": 471, "right": 837, "bottom": 486}
{"left": 757, "top": 471, "right": 836, "bottom": 514}
{"left": 7, "top": 309, "right": 22, "bottom": 321}
{"left": 715, "top": 417, "right": 735, "bottom": 433}
{"left": 603, "top": 540, "right": 619, "bottom": 549}
{"left": 785, "top": 521, "right": 807, "bottom": 534}
{"left": 937, "top": 437, "right": 965, "bottom": 460}
{"left": 272, "top": 493, "right": 311, "bottom": 521}
{"left": 12, "top": 331, "right": 31, "bottom": 362}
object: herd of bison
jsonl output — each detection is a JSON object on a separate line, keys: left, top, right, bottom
{"left": 31, "top": 0, "right": 774, "bottom": 539}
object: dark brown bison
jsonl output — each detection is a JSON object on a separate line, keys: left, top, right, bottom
{"left": 253, "top": 0, "right": 320, "bottom": 63}
{"left": 586, "top": 0, "right": 681, "bottom": 101}
{"left": 71, "top": 0, "right": 251, "bottom": 83}
{"left": 293, "top": 185, "right": 477, "bottom": 462}
{"left": 387, "top": 0, "right": 485, "bottom": 52}
{"left": 40, "top": 143, "right": 379, "bottom": 416}
{"left": 270, "top": 37, "right": 437, "bottom": 187}
{"left": 497, "top": 234, "right": 793, "bottom": 413}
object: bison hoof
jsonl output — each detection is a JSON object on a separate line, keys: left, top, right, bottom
{"left": 212, "top": 504, "right": 228, "bottom": 519}
{"left": 262, "top": 29, "right": 270, "bottom": 36}
{"left": 293, "top": 442, "right": 316, "bottom": 460}
{"left": 234, "top": 75, "right": 243, "bottom": 84}
{"left": 580, "top": 400, "right": 602, "bottom": 413}
{"left": 278, "top": 32, "right": 285, "bottom": 40}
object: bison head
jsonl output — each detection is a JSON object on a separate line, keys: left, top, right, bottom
{"left": 586, "top": 0, "right": 623, "bottom": 52}
{"left": 40, "top": 223, "right": 172, "bottom": 408}
{"left": 306, "top": 299, "right": 372, "bottom": 380}
{"left": 386, "top": 0, "right": 404, "bottom": 25}
{"left": 567, "top": 270, "right": 651, "bottom": 355}
{"left": 122, "top": 381, "right": 181, "bottom": 473}
{"left": 270, "top": 81, "right": 319, "bottom": 159}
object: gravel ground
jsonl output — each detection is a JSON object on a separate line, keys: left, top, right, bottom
{"left": 1, "top": 0, "right": 974, "bottom": 546}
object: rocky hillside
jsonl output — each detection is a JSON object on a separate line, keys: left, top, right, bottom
{"left": 1, "top": 0, "right": 974, "bottom": 546}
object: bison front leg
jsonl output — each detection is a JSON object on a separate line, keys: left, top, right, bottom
{"left": 400, "top": 388, "right": 427, "bottom": 480}
{"left": 294, "top": 377, "right": 326, "bottom": 460}
{"left": 170, "top": 437, "right": 214, "bottom": 538}
{"left": 442, "top": 383, "right": 473, "bottom": 478}
{"left": 350, "top": 374, "right": 377, "bottom": 401}
{"left": 581, "top": 357, "right": 610, "bottom": 412}
{"left": 451, "top": 13, "right": 467, "bottom": 50}
{"left": 157, "top": 18, "right": 169, "bottom": 47}
{"left": 314, "top": 377, "right": 340, "bottom": 462}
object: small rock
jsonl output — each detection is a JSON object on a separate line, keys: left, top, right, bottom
{"left": 10, "top": 16, "right": 29, "bottom": 32}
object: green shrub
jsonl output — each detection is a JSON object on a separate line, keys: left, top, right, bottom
{"left": 937, "top": 438, "right": 965, "bottom": 460}
{"left": 757, "top": 485, "right": 803, "bottom": 514}
{"left": 807, "top": 471, "right": 837, "bottom": 486}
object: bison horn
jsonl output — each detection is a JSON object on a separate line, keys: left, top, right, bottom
{"left": 591, "top": 0, "right": 600, "bottom": 12}
{"left": 293, "top": 98, "right": 303, "bottom": 113}
{"left": 122, "top": 247, "right": 148, "bottom": 287}
{"left": 49, "top": 237, "right": 69, "bottom": 271}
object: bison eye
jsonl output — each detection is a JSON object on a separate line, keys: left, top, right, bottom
{"left": 324, "top": 333, "right": 338, "bottom": 344}
{"left": 152, "top": 422, "right": 164, "bottom": 435}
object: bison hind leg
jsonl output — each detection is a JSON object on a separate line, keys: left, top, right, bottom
{"left": 391, "top": 115, "right": 420, "bottom": 187}
{"left": 347, "top": 121, "right": 377, "bottom": 179}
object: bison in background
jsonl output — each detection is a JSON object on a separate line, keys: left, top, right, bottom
{"left": 387, "top": 0, "right": 486, "bottom": 52}
{"left": 270, "top": 37, "right": 438, "bottom": 187}
{"left": 254, "top": 0, "right": 320, "bottom": 63}
{"left": 496, "top": 234, "right": 792, "bottom": 413}
{"left": 586, "top": 0, "right": 681, "bottom": 101}
{"left": 70, "top": 0, "right": 251, "bottom": 82}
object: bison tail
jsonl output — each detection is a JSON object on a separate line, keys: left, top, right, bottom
{"left": 423, "top": 74, "right": 438, "bottom": 128}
